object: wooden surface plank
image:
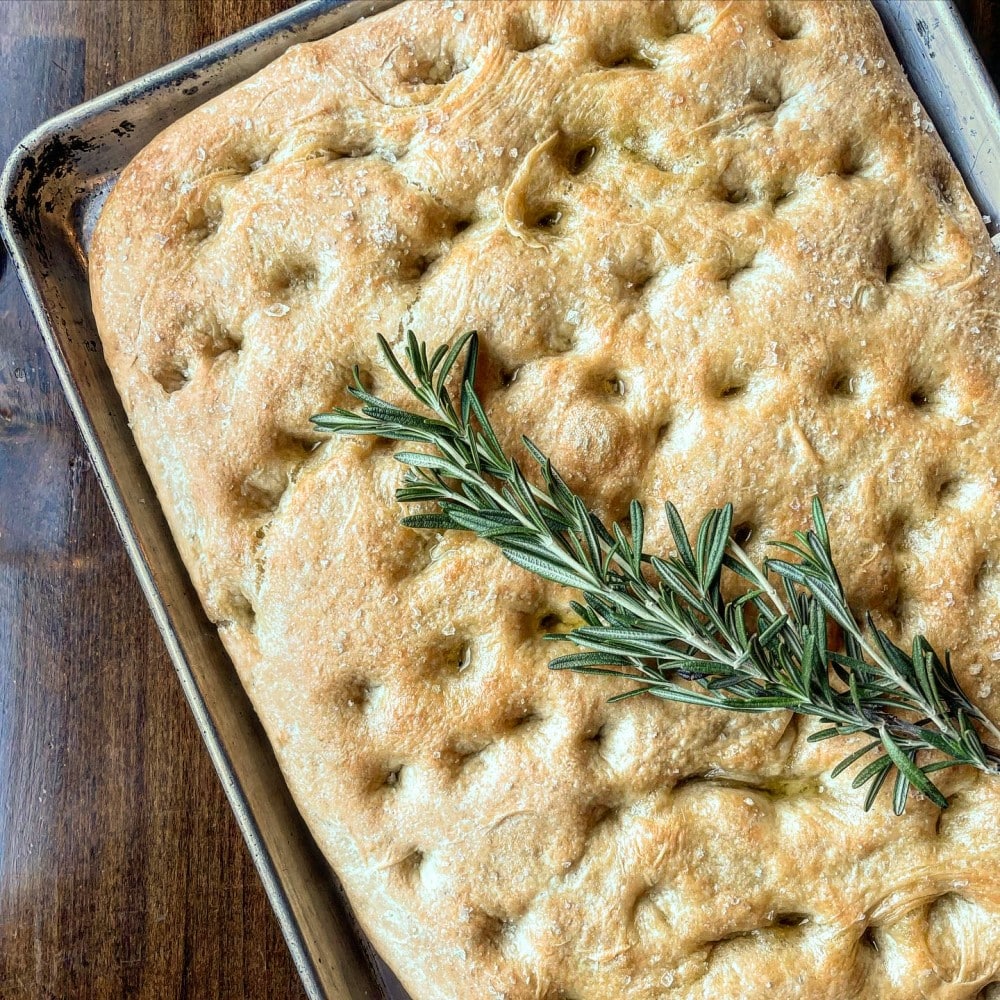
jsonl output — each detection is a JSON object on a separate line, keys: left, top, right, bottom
{"left": 0, "top": 1, "right": 997, "bottom": 998}
{"left": 0, "top": 6, "right": 304, "bottom": 999}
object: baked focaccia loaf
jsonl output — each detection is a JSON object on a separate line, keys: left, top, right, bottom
{"left": 90, "top": 2, "right": 1000, "bottom": 997}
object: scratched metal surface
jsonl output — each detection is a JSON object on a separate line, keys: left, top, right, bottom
{"left": 1, "top": 2, "right": 998, "bottom": 999}
{"left": 874, "top": 0, "right": 1000, "bottom": 239}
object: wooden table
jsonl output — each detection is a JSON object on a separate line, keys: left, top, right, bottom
{"left": 0, "top": 2, "right": 997, "bottom": 998}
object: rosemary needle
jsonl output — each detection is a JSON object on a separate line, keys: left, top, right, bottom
{"left": 311, "top": 331, "right": 1000, "bottom": 814}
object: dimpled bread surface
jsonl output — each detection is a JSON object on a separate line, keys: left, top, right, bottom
{"left": 89, "top": 2, "right": 1000, "bottom": 997}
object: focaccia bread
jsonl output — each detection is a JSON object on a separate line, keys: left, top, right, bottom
{"left": 90, "top": 2, "right": 1000, "bottom": 997}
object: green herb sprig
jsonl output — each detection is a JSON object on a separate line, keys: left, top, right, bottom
{"left": 311, "top": 332, "right": 1000, "bottom": 814}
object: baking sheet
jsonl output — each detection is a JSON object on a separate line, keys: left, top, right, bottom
{"left": 874, "top": 0, "right": 1000, "bottom": 239}
{"left": 1, "top": 4, "right": 406, "bottom": 998}
{"left": 1, "top": 2, "right": 997, "bottom": 999}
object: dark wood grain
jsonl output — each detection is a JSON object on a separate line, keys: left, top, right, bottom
{"left": 0, "top": 2, "right": 997, "bottom": 999}
{"left": 0, "top": 5, "right": 304, "bottom": 999}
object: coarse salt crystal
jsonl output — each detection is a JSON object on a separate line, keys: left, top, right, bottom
{"left": 264, "top": 303, "right": 290, "bottom": 317}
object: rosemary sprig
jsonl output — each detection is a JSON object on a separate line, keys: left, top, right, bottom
{"left": 311, "top": 332, "right": 1000, "bottom": 813}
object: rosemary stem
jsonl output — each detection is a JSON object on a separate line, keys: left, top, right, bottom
{"left": 731, "top": 542, "right": 791, "bottom": 619}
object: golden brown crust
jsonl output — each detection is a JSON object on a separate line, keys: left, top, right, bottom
{"left": 90, "top": 2, "right": 1000, "bottom": 997}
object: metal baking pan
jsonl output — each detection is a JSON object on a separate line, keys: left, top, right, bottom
{"left": 1, "top": 2, "right": 997, "bottom": 999}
